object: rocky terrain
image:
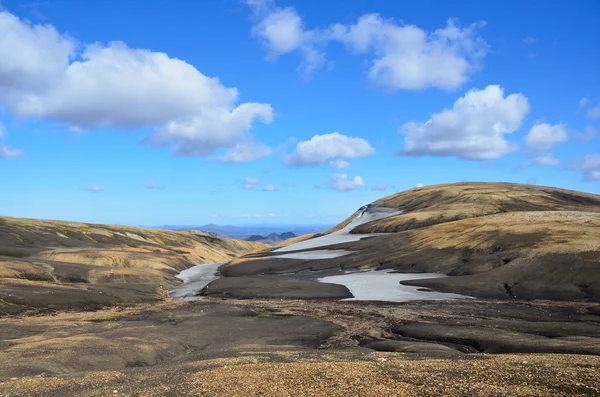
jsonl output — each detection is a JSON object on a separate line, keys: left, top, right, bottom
{"left": 0, "top": 217, "right": 266, "bottom": 314}
{"left": 1, "top": 182, "right": 600, "bottom": 396}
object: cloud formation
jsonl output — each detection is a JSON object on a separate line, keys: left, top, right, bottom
{"left": 286, "top": 132, "right": 375, "bottom": 166}
{"left": 245, "top": 2, "right": 487, "bottom": 90}
{"left": 0, "top": 11, "right": 273, "bottom": 161}
{"left": 400, "top": 85, "right": 529, "bottom": 160}
{"left": 329, "top": 173, "right": 365, "bottom": 191}
{"left": 525, "top": 123, "right": 568, "bottom": 151}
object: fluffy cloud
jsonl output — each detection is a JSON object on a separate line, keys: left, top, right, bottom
{"left": 246, "top": 0, "right": 324, "bottom": 74}
{"left": 579, "top": 97, "right": 589, "bottom": 108}
{"left": 83, "top": 184, "right": 103, "bottom": 193}
{"left": 286, "top": 132, "right": 375, "bottom": 166}
{"left": 329, "top": 16, "right": 487, "bottom": 90}
{"left": 244, "top": 3, "right": 487, "bottom": 90}
{"left": 0, "top": 11, "right": 273, "bottom": 161}
{"left": 399, "top": 85, "right": 529, "bottom": 160}
{"left": 416, "top": 182, "right": 424, "bottom": 188}
{"left": 571, "top": 155, "right": 600, "bottom": 181}
{"left": 524, "top": 153, "right": 560, "bottom": 167}
{"left": 525, "top": 123, "right": 568, "bottom": 151}
{"left": 0, "top": 123, "right": 23, "bottom": 159}
{"left": 329, "top": 174, "right": 365, "bottom": 191}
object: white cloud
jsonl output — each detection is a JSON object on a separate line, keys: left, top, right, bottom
{"left": 587, "top": 104, "right": 600, "bottom": 119}
{"left": 262, "top": 184, "right": 277, "bottom": 191}
{"left": 0, "top": 11, "right": 273, "bottom": 161}
{"left": 525, "top": 123, "right": 568, "bottom": 151}
{"left": 143, "top": 180, "right": 165, "bottom": 190}
{"left": 524, "top": 153, "right": 560, "bottom": 167}
{"left": 522, "top": 36, "right": 536, "bottom": 45}
{"left": 0, "top": 123, "right": 23, "bottom": 159}
{"left": 575, "top": 126, "right": 597, "bottom": 142}
{"left": 329, "top": 159, "right": 350, "bottom": 169}
{"left": 246, "top": 1, "right": 324, "bottom": 74}
{"left": 329, "top": 173, "right": 365, "bottom": 191}
{"left": 371, "top": 184, "right": 387, "bottom": 191}
{"left": 416, "top": 182, "right": 424, "bottom": 187}
{"left": 579, "top": 97, "right": 589, "bottom": 108}
{"left": 83, "top": 184, "right": 103, "bottom": 193}
{"left": 213, "top": 141, "right": 273, "bottom": 162}
{"left": 330, "top": 16, "right": 487, "bottom": 90}
{"left": 286, "top": 132, "right": 375, "bottom": 166}
{"left": 245, "top": 3, "right": 487, "bottom": 90}
{"left": 571, "top": 155, "right": 600, "bottom": 181}
{"left": 400, "top": 85, "right": 529, "bottom": 160}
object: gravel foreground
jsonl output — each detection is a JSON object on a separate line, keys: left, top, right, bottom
{"left": 1, "top": 352, "right": 598, "bottom": 396}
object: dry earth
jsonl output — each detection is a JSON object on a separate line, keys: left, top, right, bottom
{"left": 221, "top": 182, "right": 600, "bottom": 300}
{"left": 0, "top": 217, "right": 266, "bottom": 314}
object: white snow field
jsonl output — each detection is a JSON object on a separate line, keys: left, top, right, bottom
{"left": 318, "top": 270, "right": 472, "bottom": 302}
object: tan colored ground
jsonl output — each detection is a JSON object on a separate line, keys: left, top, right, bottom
{"left": 0, "top": 216, "right": 266, "bottom": 313}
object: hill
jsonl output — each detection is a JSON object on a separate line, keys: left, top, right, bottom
{"left": 0, "top": 216, "right": 266, "bottom": 314}
{"left": 246, "top": 232, "right": 298, "bottom": 245}
{"left": 220, "top": 182, "right": 600, "bottom": 300}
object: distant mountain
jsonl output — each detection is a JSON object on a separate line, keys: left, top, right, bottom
{"left": 246, "top": 232, "right": 297, "bottom": 245}
{"left": 155, "top": 224, "right": 333, "bottom": 240}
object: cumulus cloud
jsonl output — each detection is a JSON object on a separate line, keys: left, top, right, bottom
{"left": 0, "top": 123, "right": 24, "bottom": 159}
{"left": 245, "top": 0, "right": 324, "bottom": 74}
{"left": 143, "top": 180, "right": 165, "bottom": 190}
{"left": 416, "top": 182, "right": 424, "bottom": 187}
{"left": 244, "top": 3, "right": 487, "bottom": 90}
{"left": 329, "top": 159, "right": 350, "bottom": 169}
{"left": 525, "top": 123, "right": 568, "bottom": 151}
{"left": 571, "top": 155, "right": 600, "bottom": 181}
{"left": 399, "top": 85, "right": 529, "bottom": 160}
{"left": 286, "top": 132, "right": 375, "bottom": 166}
{"left": 329, "top": 16, "right": 487, "bottom": 90}
{"left": 524, "top": 153, "right": 560, "bottom": 167}
{"left": 83, "top": 184, "right": 103, "bottom": 193}
{"left": 587, "top": 104, "right": 600, "bottom": 119}
{"left": 0, "top": 11, "right": 273, "bottom": 161}
{"left": 329, "top": 173, "right": 365, "bottom": 191}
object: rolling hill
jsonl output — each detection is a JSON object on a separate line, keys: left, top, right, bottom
{"left": 0, "top": 217, "right": 266, "bottom": 314}
{"left": 219, "top": 182, "right": 600, "bottom": 300}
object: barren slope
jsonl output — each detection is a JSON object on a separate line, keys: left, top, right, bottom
{"left": 0, "top": 217, "right": 266, "bottom": 314}
{"left": 221, "top": 182, "right": 600, "bottom": 300}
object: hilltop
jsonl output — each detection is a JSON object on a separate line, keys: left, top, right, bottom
{"left": 220, "top": 182, "right": 600, "bottom": 300}
{"left": 0, "top": 217, "right": 266, "bottom": 314}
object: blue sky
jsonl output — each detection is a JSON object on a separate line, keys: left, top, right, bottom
{"left": 0, "top": 0, "right": 599, "bottom": 226}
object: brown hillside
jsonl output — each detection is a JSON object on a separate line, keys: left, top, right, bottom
{"left": 0, "top": 217, "right": 266, "bottom": 314}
